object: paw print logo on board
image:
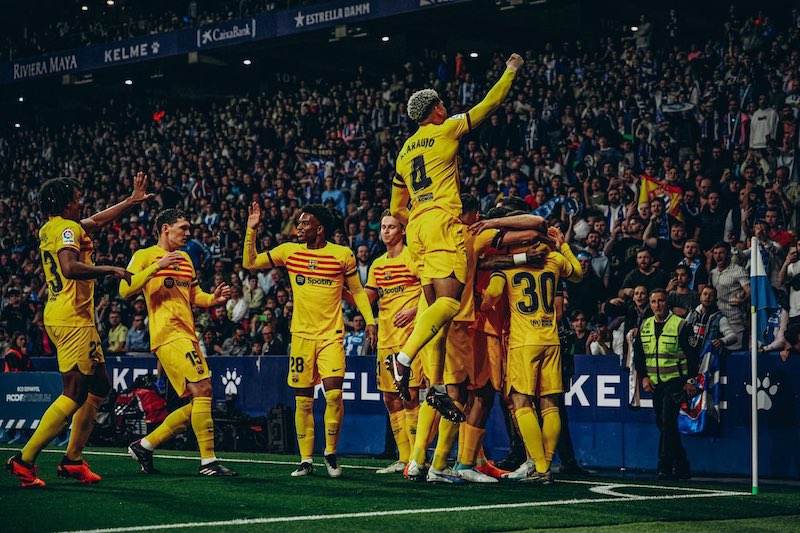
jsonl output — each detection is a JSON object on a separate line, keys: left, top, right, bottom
{"left": 221, "top": 369, "right": 242, "bottom": 395}
{"left": 745, "top": 375, "right": 779, "bottom": 411}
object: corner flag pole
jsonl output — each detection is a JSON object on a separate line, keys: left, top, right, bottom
{"left": 750, "top": 237, "right": 759, "bottom": 495}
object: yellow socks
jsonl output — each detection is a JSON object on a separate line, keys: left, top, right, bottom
{"left": 475, "top": 446, "right": 488, "bottom": 467}
{"left": 515, "top": 406, "right": 547, "bottom": 473}
{"left": 404, "top": 404, "right": 419, "bottom": 451}
{"left": 191, "top": 397, "right": 215, "bottom": 460}
{"left": 22, "top": 395, "right": 79, "bottom": 464}
{"left": 431, "top": 401, "right": 464, "bottom": 471}
{"left": 65, "top": 393, "right": 105, "bottom": 461}
{"left": 400, "top": 297, "right": 460, "bottom": 362}
{"left": 411, "top": 402, "right": 439, "bottom": 465}
{"left": 143, "top": 403, "right": 193, "bottom": 449}
{"left": 324, "top": 389, "right": 343, "bottom": 455}
{"left": 540, "top": 406, "right": 561, "bottom": 467}
{"left": 388, "top": 411, "right": 410, "bottom": 463}
{"left": 295, "top": 396, "right": 315, "bottom": 461}
{"left": 457, "top": 423, "right": 485, "bottom": 467}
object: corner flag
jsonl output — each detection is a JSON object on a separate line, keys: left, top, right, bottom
{"left": 750, "top": 239, "right": 778, "bottom": 345}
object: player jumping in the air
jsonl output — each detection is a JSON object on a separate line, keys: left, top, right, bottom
{"left": 387, "top": 53, "right": 525, "bottom": 422}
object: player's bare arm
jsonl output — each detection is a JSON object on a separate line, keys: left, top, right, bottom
{"left": 80, "top": 171, "right": 155, "bottom": 233}
{"left": 58, "top": 248, "right": 131, "bottom": 283}
{"left": 468, "top": 213, "right": 547, "bottom": 234}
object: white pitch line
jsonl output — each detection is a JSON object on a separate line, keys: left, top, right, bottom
{"left": 0, "top": 447, "right": 747, "bottom": 496}
{"left": 0, "top": 447, "right": 377, "bottom": 470}
{"left": 60, "top": 490, "right": 748, "bottom": 533}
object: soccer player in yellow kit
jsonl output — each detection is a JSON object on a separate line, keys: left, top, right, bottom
{"left": 244, "top": 202, "right": 376, "bottom": 477}
{"left": 425, "top": 196, "right": 548, "bottom": 483}
{"left": 364, "top": 212, "right": 424, "bottom": 475}
{"left": 482, "top": 228, "right": 582, "bottom": 483}
{"left": 7, "top": 174, "right": 151, "bottom": 488}
{"left": 121, "top": 209, "right": 237, "bottom": 477}
{"left": 387, "top": 53, "right": 524, "bottom": 422}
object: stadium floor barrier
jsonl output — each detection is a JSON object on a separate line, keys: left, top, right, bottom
{"left": 4, "top": 352, "right": 798, "bottom": 478}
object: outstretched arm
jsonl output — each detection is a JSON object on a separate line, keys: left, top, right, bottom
{"left": 464, "top": 54, "right": 523, "bottom": 130}
{"left": 191, "top": 282, "right": 231, "bottom": 308}
{"left": 468, "top": 213, "right": 547, "bottom": 235}
{"left": 345, "top": 272, "right": 377, "bottom": 346}
{"left": 390, "top": 180, "right": 410, "bottom": 226}
{"left": 481, "top": 272, "right": 507, "bottom": 312}
{"left": 81, "top": 172, "right": 154, "bottom": 234}
{"left": 243, "top": 201, "right": 276, "bottom": 270}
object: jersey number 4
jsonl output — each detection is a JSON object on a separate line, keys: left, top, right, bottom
{"left": 512, "top": 271, "right": 556, "bottom": 315}
{"left": 410, "top": 155, "right": 432, "bottom": 192}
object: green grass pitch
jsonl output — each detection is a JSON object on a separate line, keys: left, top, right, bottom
{"left": 1, "top": 446, "right": 798, "bottom": 532}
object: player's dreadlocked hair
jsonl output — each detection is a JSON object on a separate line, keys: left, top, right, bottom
{"left": 39, "top": 178, "right": 82, "bottom": 216}
{"left": 153, "top": 208, "right": 188, "bottom": 235}
{"left": 301, "top": 203, "right": 335, "bottom": 240}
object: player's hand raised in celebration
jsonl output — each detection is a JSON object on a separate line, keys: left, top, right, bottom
{"left": 213, "top": 283, "right": 232, "bottom": 304}
{"left": 157, "top": 251, "right": 184, "bottom": 270}
{"left": 506, "top": 53, "right": 524, "bottom": 72}
{"left": 247, "top": 201, "right": 261, "bottom": 229}
{"left": 548, "top": 226, "right": 565, "bottom": 247}
{"left": 128, "top": 171, "right": 156, "bottom": 204}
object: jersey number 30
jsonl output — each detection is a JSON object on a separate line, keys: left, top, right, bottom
{"left": 512, "top": 271, "right": 556, "bottom": 314}
{"left": 410, "top": 155, "right": 432, "bottom": 192}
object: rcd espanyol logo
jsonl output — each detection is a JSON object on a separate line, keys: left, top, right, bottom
{"left": 221, "top": 369, "right": 242, "bottom": 395}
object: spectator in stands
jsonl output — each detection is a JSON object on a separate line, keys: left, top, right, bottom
{"left": 221, "top": 325, "right": 250, "bottom": 356}
{"left": 667, "top": 265, "right": 700, "bottom": 318}
{"left": 1, "top": 289, "right": 30, "bottom": 336}
{"left": 778, "top": 242, "right": 800, "bottom": 330}
{"left": 4, "top": 332, "right": 32, "bottom": 372}
{"left": 344, "top": 314, "right": 367, "bottom": 357}
{"left": 684, "top": 286, "right": 738, "bottom": 356}
{"left": 199, "top": 328, "right": 222, "bottom": 358}
{"left": 709, "top": 242, "right": 749, "bottom": 350}
{"left": 568, "top": 310, "right": 590, "bottom": 355}
{"left": 125, "top": 314, "right": 150, "bottom": 352}
{"left": 27, "top": 310, "right": 55, "bottom": 357}
{"left": 587, "top": 314, "right": 614, "bottom": 355}
{"left": 566, "top": 252, "right": 604, "bottom": 317}
{"left": 105, "top": 311, "right": 128, "bottom": 355}
{"left": 619, "top": 248, "right": 669, "bottom": 298}
{"left": 677, "top": 239, "right": 708, "bottom": 291}
{"left": 260, "top": 325, "right": 286, "bottom": 356}
{"left": 243, "top": 277, "right": 265, "bottom": 314}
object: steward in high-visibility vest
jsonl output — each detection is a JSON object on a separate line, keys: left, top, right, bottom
{"left": 633, "top": 289, "right": 696, "bottom": 481}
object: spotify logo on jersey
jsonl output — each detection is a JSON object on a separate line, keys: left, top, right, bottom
{"left": 163, "top": 277, "right": 175, "bottom": 288}
{"left": 296, "top": 274, "right": 306, "bottom": 286}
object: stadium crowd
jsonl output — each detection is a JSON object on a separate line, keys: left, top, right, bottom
{"left": 1, "top": 4, "right": 799, "bottom": 366}
{"left": 2, "top": 0, "right": 305, "bottom": 59}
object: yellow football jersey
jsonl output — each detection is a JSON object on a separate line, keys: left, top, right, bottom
{"left": 39, "top": 216, "right": 95, "bottom": 327}
{"left": 393, "top": 116, "right": 469, "bottom": 221}
{"left": 454, "top": 228, "right": 499, "bottom": 323}
{"left": 490, "top": 251, "right": 577, "bottom": 348}
{"left": 367, "top": 247, "right": 422, "bottom": 349}
{"left": 126, "top": 246, "right": 200, "bottom": 350}
{"left": 267, "top": 242, "right": 358, "bottom": 341}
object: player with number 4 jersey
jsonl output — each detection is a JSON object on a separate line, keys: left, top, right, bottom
{"left": 386, "top": 52, "right": 525, "bottom": 422}
{"left": 121, "top": 209, "right": 237, "bottom": 478}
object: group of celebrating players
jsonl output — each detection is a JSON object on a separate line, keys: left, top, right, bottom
{"left": 7, "top": 52, "right": 584, "bottom": 488}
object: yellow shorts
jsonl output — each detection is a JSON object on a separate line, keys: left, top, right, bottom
{"left": 47, "top": 325, "right": 104, "bottom": 375}
{"left": 444, "top": 321, "right": 473, "bottom": 385}
{"left": 377, "top": 346, "right": 424, "bottom": 393}
{"left": 289, "top": 335, "right": 345, "bottom": 388}
{"left": 155, "top": 338, "right": 209, "bottom": 397}
{"left": 506, "top": 345, "right": 562, "bottom": 397}
{"left": 407, "top": 208, "right": 467, "bottom": 285}
{"left": 470, "top": 330, "right": 505, "bottom": 392}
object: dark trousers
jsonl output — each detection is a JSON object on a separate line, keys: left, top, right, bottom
{"left": 652, "top": 377, "right": 688, "bottom": 471}
{"left": 556, "top": 393, "right": 577, "bottom": 465}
